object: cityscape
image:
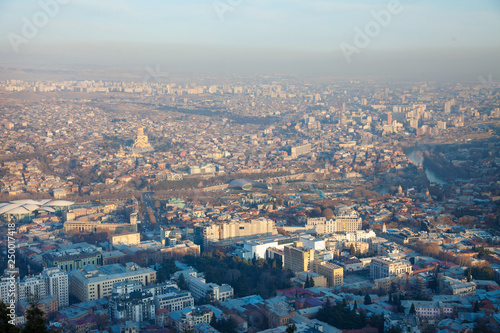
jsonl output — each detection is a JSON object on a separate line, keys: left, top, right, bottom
{"left": 0, "top": 1, "right": 500, "bottom": 333}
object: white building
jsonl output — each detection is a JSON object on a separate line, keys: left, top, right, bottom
{"left": 185, "top": 276, "right": 233, "bottom": 302}
{"left": 43, "top": 267, "right": 69, "bottom": 309}
{"left": 154, "top": 291, "right": 194, "bottom": 312}
{"left": 370, "top": 257, "right": 412, "bottom": 279}
{"left": 70, "top": 263, "right": 156, "bottom": 302}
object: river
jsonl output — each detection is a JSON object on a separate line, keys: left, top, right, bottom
{"left": 406, "top": 149, "right": 448, "bottom": 185}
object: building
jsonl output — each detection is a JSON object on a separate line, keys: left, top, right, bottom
{"left": 290, "top": 143, "right": 312, "bottom": 158}
{"left": 17, "top": 267, "right": 69, "bottom": 310}
{"left": 109, "top": 290, "right": 155, "bottom": 323}
{"left": 44, "top": 243, "right": 102, "bottom": 272}
{"left": 329, "top": 209, "right": 363, "bottom": 233}
{"left": 439, "top": 276, "right": 476, "bottom": 297}
{"left": 154, "top": 290, "right": 194, "bottom": 312}
{"left": 195, "top": 218, "right": 277, "bottom": 251}
{"left": 63, "top": 220, "right": 137, "bottom": 235}
{"left": 169, "top": 306, "right": 214, "bottom": 332}
{"left": 370, "top": 257, "right": 412, "bottom": 279}
{"left": 18, "top": 275, "right": 46, "bottom": 303}
{"left": 70, "top": 263, "right": 156, "bottom": 302}
{"left": 284, "top": 242, "right": 315, "bottom": 273}
{"left": 131, "top": 123, "right": 154, "bottom": 153}
{"left": 311, "top": 260, "right": 344, "bottom": 287}
{"left": 0, "top": 276, "right": 16, "bottom": 304}
{"left": 186, "top": 276, "right": 233, "bottom": 302}
{"left": 44, "top": 267, "right": 69, "bottom": 309}
{"left": 295, "top": 271, "right": 328, "bottom": 288}
{"left": 110, "top": 232, "right": 141, "bottom": 247}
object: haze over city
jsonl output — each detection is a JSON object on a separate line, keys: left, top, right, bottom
{"left": 1, "top": 0, "right": 500, "bottom": 79}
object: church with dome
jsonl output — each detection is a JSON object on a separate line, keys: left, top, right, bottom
{"left": 130, "top": 124, "right": 154, "bottom": 154}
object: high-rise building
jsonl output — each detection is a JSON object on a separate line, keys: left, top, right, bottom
{"left": 284, "top": 242, "right": 315, "bottom": 273}
{"left": 17, "top": 267, "right": 69, "bottom": 310}
{"left": 44, "top": 267, "right": 69, "bottom": 309}
{"left": 18, "top": 276, "right": 46, "bottom": 303}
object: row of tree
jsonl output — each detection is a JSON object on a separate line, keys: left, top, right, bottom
{"left": 183, "top": 251, "right": 292, "bottom": 299}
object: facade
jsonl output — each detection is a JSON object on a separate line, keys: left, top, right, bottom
{"left": 284, "top": 242, "right": 315, "bottom": 273}
{"left": 70, "top": 263, "right": 156, "bottom": 302}
{"left": 44, "top": 267, "right": 69, "bottom": 309}
{"left": 18, "top": 275, "right": 46, "bottom": 302}
{"left": 195, "top": 218, "right": 277, "bottom": 251}
{"left": 327, "top": 210, "right": 363, "bottom": 233}
{"left": 154, "top": 291, "right": 194, "bottom": 312}
{"left": 0, "top": 276, "right": 16, "bottom": 304}
{"left": 439, "top": 276, "right": 476, "bottom": 297}
{"left": 304, "top": 211, "right": 363, "bottom": 235}
{"left": 186, "top": 276, "right": 233, "bottom": 302}
{"left": 311, "top": 260, "right": 344, "bottom": 287}
{"left": 109, "top": 291, "right": 155, "bottom": 323}
{"left": 110, "top": 232, "right": 141, "bottom": 247}
{"left": 63, "top": 220, "right": 137, "bottom": 235}
{"left": 370, "top": 257, "right": 412, "bottom": 279}
{"left": 17, "top": 267, "right": 69, "bottom": 310}
{"left": 169, "top": 306, "right": 213, "bottom": 332}
{"left": 44, "top": 251, "right": 102, "bottom": 272}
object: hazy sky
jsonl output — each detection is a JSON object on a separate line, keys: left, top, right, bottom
{"left": 1, "top": 0, "right": 499, "bottom": 80}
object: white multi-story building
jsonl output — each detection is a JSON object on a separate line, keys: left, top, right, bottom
{"left": 0, "top": 276, "right": 17, "bottom": 304}
{"left": 370, "top": 257, "right": 412, "bottom": 279}
{"left": 184, "top": 276, "right": 233, "bottom": 302}
{"left": 18, "top": 276, "right": 46, "bottom": 302}
{"left": 154, "top": 291, "right": 194, "bottom": 312}
{"left": 70, "top": 262, "right": 156, "bottom": 302}
{"left": 43, "top": 267, "right": 69, "bottom": 309}
{"left": 304, "top": 210, "right": 362, "bottom": 235}
{"left": 5, "top": 267, "right": 69, "bottom": 310}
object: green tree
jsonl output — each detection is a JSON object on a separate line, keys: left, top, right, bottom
{"left": 20, "top": 299, "right": 51, "bottom": 333}
{"left": 364, "top": 294, "right": 372, "bottom": 305}
{"left": 410, "top": 303, "right": 416, "bottom": 315}
{"left": 178, "top": 273, "right": 188, "bottom": 290}
{"left": 473, "top": 301, "right": 480, "bottom": 313}
{"left": 286, "top": 323, "right": 297, "bottom": 333}
{"left": 0, "top": 302, "right": 20, "bottom": 333}
{"left": 157, "top": 258, "right": 177, "bottom": 283}
{"left": 308, "top": 276, "right": 315, "bottom": 288}
{"left": 304, "top": 275, "right": 311, "bottom": 288}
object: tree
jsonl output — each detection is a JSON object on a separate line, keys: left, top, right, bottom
{"left": 473, "top": 301, "right": 480, "bottom": 313}
{"left": 157, "top": 258, "right": 177, "bottom": 283}
{"left": 178, "top": 273, "right": 188, "bottom": 290}
{"left": 308, "top": 276, "right": 315, "bottom": 288}
{"left": 364, "top": 293, "right": 372, "bottom": 305}
{"left": 322, "top": 208, "right": 334, "bottom": 219}
{"left": 304, "top": 275, "right": 315, "bottom": 288}
{"left": 304, "top": 275, "right": 311, "bottom": 288}
{"left": 286, "top": 323, "right": 297, "bottom": 333}
{"left": 0, "top": 302, "right": 20, "bottom": 333}
{"left": 21, "top": 299, "right": 51, "bottom": 333}
{"left": 410, "top": 303, "right": 416, "bottom": 315}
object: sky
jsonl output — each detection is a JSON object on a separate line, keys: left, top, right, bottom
{"left": 0, "top": 0, "right": 499, "bottom": 80}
